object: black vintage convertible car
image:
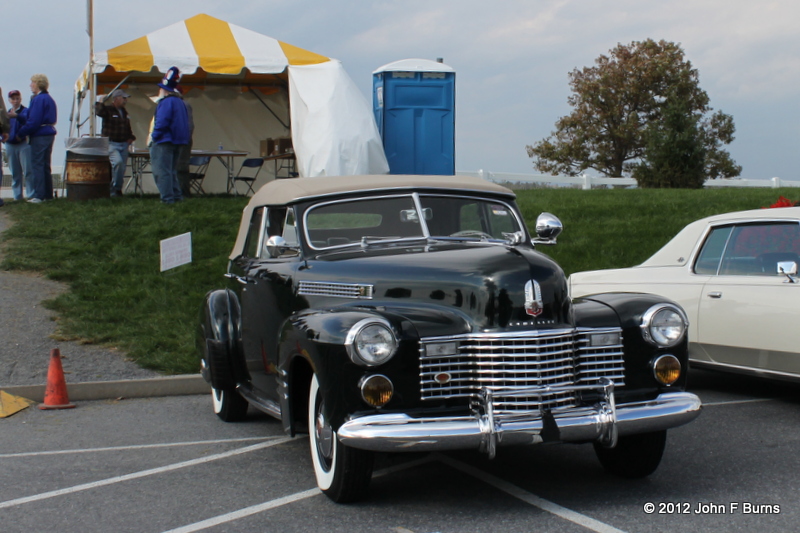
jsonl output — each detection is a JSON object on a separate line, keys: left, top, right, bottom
{"left": 198, "top": 174, "right": 701, "bottom": 502}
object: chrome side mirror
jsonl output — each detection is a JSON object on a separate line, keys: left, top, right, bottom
{"left": 777, "top": 260, "right": 798, "bottom": 283}
{"left": 265, "top": 235, "right": 287, "bottom": 258}
{"left": 533, "top": 212, "right": 563, "bottom": 244}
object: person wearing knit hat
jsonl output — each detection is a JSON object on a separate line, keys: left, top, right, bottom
{"left": 149, "top": 67, "right": 190, "bottom": 203}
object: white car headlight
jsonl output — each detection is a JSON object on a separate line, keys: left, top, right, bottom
{"left": 641, "top": 304, "right": 688, "bottom": 347}
{"left": 346, "top": 318, "right": 398, "bottom": 366}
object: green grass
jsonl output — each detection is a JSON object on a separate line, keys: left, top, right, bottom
{"left": 0, "top": 187, "right": 794, "bottom": 374}
{"left": 1, "top": 195, "right": 248, "bottom": 374}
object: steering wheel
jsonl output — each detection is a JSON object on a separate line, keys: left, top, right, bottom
{"left": 450, "top": 230, "right": 493, "bottom": 240}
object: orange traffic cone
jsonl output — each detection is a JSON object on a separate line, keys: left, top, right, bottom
{"left": 39, "top": 348, "right": 75, "bottom": 410}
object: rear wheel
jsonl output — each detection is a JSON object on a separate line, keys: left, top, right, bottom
{"left": 308, "top": 374, "right": 374, "bottom": 502}
{"left": 201, "top": 323, "right": 248, "bottom": 423}
{"left": 211, "top": 386, "right": 248, "bottom": 422}
{"left": 594, "top": 430, "right": 667, "bottom": 478}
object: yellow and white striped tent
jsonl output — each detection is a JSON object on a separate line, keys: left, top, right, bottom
{"left": 71, "top": 14, "right": 388, "bottom": 191}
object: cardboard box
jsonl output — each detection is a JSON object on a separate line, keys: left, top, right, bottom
{"left": 260, "top": 138, "right": 293, "bottom": 157}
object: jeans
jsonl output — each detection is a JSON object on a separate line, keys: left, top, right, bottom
{"left": 6, "top": 141, "right": 34, "bottom": 200}
{"left": 29, "top": 135, "right": 55, "bottom": 200}
{"left": 150, "top": 142, "right": 183, "bottom": 203}
{"left": 108, "top": 141, "right": 130, "bottom": 194}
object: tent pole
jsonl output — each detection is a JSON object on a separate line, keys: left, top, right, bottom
{"left": 246, "top": 84, "right": 289, "bottom": 130}
{"left": 88, "top": 0, "right": 96, "bottom": 136}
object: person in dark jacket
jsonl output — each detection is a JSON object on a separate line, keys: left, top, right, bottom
{"left": 6, "top": 89, "right": 34, "bottom": 201}
{"left": 95, "top": 88, "right": 136, "bottom": 197}
{"left": 17, "top": 74, "right": 57, "bottom": 203}
{"left": 148, "top": 67, "right": 189, "bottom": 204}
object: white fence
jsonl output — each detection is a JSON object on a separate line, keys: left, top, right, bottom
{"left": 458, "top": 170, "right": 800, "bottom": 189}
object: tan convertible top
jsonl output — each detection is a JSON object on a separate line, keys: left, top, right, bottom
{"left": 230, "top": 174, "right": 515, "bottom": 259}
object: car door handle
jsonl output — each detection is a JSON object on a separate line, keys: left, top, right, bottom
{"left": 707, "top": 291, "right": 722, "bottom": 299}
{"left": 224, "top": 273, "right": 253, "bottom": 285}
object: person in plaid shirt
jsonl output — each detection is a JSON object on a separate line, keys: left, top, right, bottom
{"left": 95, "top": 89, "right": 136, "bottom": 197}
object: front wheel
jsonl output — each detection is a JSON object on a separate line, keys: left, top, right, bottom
{"left": 308, "top": 374, "right": 374, "bottom": 502}
{"left": 594, "top": 430, "right": 667, "bottom": 478}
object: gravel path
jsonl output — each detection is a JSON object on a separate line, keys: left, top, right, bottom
{"left": 0, "top": 210, "right": 161, "bottom": 387}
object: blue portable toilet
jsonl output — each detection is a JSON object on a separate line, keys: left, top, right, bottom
{"left": 373, "top": 58, "right": 455, "bottom": 175}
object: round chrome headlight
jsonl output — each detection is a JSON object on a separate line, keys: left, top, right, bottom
{"left": 641, "top": 304, "right": 688, "bottom": 347}
{"left": 346, "top": 318, "right": 398, "bottom": 366}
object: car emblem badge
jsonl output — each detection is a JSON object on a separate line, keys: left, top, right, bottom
{"left": 524, "top": 280, "right": 544, "bottom": 317}
{"left": 434, "top": 372, "right": 452, "bottom": 385}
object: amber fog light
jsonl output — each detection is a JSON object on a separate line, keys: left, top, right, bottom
{"left": 653, "top": 354, "right": 681, "bottom": 386}
{"left": 360, "top": 374, "right": 393, "bottom": 408}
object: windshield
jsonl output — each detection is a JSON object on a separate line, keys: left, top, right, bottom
{"left": 304, "top": 194, "right": 524, "bottom": 250}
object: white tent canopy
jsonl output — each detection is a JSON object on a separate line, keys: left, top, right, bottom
{"left": 71, "top": 14, "right": 388, "bottom": 192}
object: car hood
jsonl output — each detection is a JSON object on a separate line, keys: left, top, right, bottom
{"left": 299, "top": 243, "right": 571, "bottom": 334}
{"left": 569, "top": 265, "right": 688, "bottom": 299}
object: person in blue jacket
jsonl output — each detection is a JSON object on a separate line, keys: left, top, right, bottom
{"left": 0, "top": 90, "right": 7, "bottom": 207}
{"left": 149, "top": 66, "right": 189, "bottom": 204}
{"left": 6, "top": 90, "right": 34, "bottom": 201}
{"left": 17, "top": 74, "right": 57, "bottom": 203}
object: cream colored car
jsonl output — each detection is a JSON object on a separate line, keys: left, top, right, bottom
{"left": 570, "top": 206, "right": 800, "bottom": 381}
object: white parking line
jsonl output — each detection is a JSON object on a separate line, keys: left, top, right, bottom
{"left": 163, "top": 451, "right": 621, "bottom": 533}
{"left": 162, "top": 455, "right": 438, "bottom": 533}
{"left": 702, "top": 398, "right": 775, "bottom": 407}
{"left": 0, "top": 437, "right": 273, "bottom": 459}
{"left": 1, "top": 432, "right": 628, "bottom": 532}
{"left": 437, "top": 454, "right": 626, "bottom": 533}
{"left": 161, "top": 488, "right": 322, "bottom": 533}
{"left": 0, "top": 438, "right": 292, "bottom": 510}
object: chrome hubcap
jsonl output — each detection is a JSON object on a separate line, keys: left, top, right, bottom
{"left": 315, "top": 405, "right": 334, "bottom": 461}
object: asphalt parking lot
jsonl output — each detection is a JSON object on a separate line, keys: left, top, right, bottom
{"left": 1, "top": 369, "right": 798, "bottom": 533}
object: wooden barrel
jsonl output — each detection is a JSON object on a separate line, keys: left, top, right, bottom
{"left": 65, "top": 153, "right": 111, "bottom": 201}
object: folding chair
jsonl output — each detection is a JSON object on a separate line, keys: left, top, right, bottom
{"left": 232, "top": 157, "right": 264, "bottom": 196}
{"left": 187, "top": 156, "right": 211, "bottom": 195}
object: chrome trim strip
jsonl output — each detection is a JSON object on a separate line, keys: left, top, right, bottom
{"left": 298, "top": 281, "right": 374, "bottom": 299}
{"left": 690, "top": 358, "right": 800, "bottom": 383}
{"left": 337, "top": 391, "right": 701, "bottom": 453}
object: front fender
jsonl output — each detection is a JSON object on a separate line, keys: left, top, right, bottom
{"left": 573, "top": 292, "right": 691, "bottom": 392}
{"left": 278, "top": 307, "right": 423, "bottom": 436}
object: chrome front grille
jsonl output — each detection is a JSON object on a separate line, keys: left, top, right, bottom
{"left": 297, "top": 281, "right": 374, "bottom": 299}
{"left": 419, "top": 328, "right": 625, "bottom": 416}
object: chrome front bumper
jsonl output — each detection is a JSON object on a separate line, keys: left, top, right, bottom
{"left": 338, "top": 384, "right": 701, "bottom": 457}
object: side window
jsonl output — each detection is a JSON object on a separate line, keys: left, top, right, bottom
{"left": 694, "top": 226, "right": 731, "bottom": 275}
{"left": 458, "top": 202, "right": 516, "bottom": 238}
{"left": 243, "top": 207, "right": 265, "bottom": 258}
{"left": 283, "top": 209, "right": 298, "bottom": 246}
{"left": 722, "top": 223, "right": 800, "bottom": 276}
{"left": 486, "top": 203, "right": 516, "bottom": 236}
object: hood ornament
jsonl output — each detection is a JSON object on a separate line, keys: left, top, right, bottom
{"left": 524, "top": 280, "right": 544, "bottom": 317}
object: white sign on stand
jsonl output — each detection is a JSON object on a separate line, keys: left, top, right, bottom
{"left": 160, "top": 232, "right": 192, "bottom": 272}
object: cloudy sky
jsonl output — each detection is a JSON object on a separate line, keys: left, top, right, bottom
{"left": 4, "top": 0, "right": 798, "bottom": 179}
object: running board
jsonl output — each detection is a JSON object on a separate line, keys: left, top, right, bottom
{"left": 236, "top": 384, "right": 282, "bottom": 419}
